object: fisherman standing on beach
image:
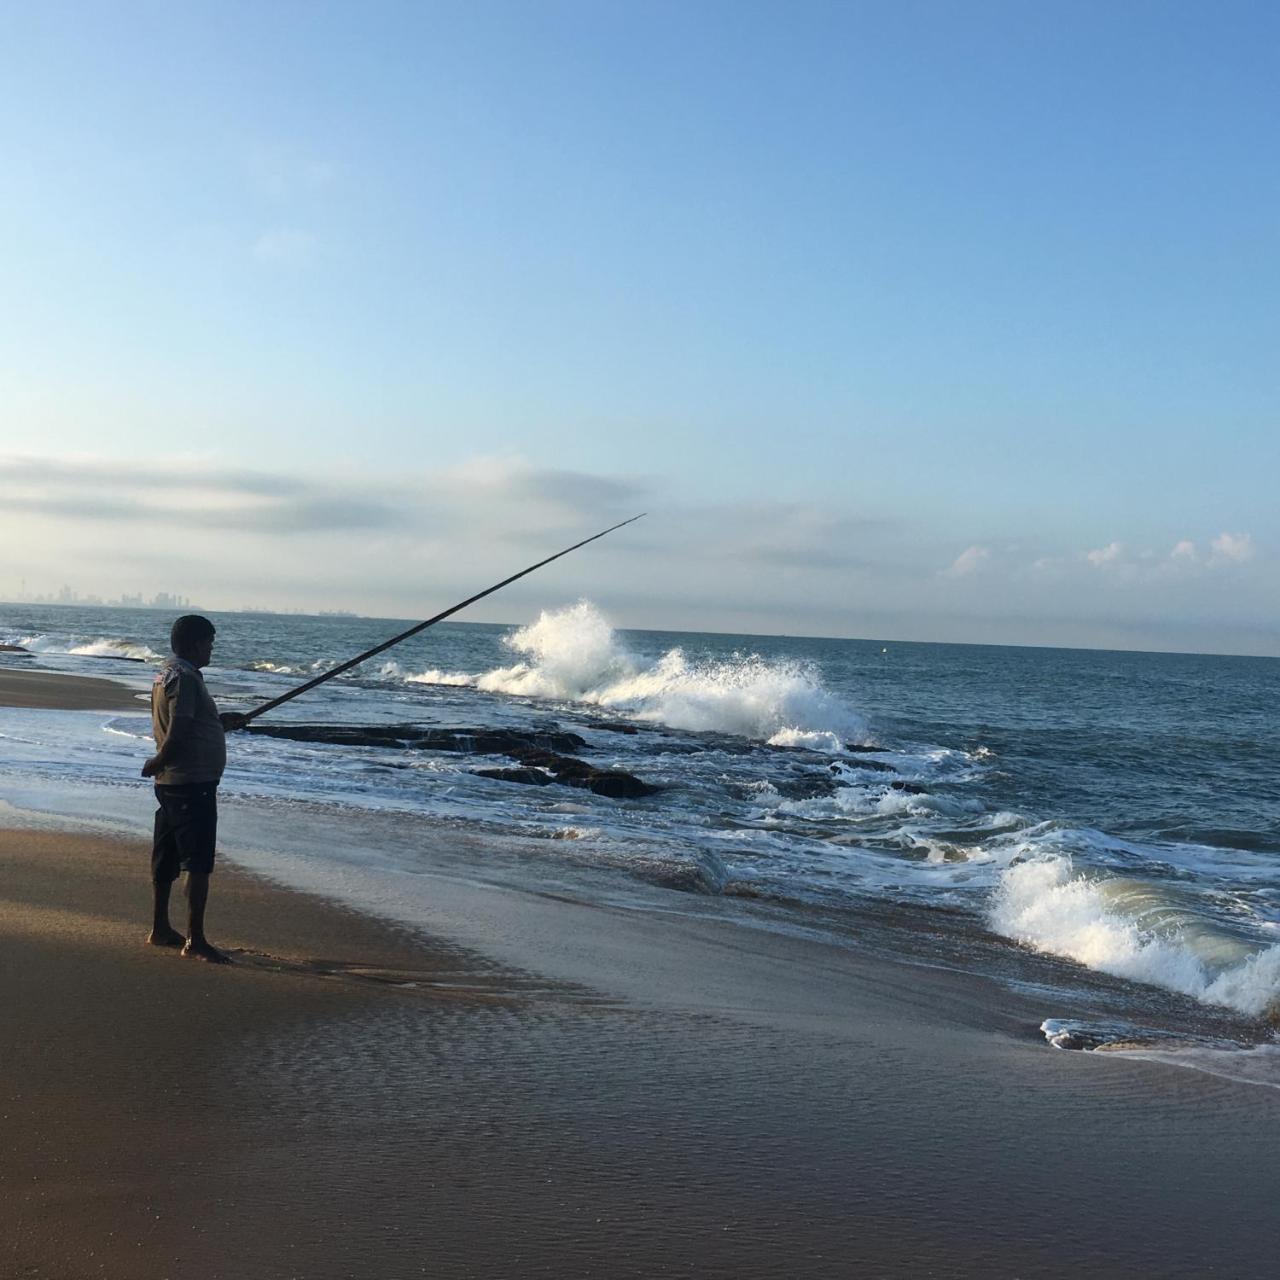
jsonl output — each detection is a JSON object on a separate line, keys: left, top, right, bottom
{"left": 142, "top": 615, "right": 245, "bottom": 964}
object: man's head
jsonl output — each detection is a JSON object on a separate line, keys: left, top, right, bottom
{"left": 170, "top": 614, "right": 216, "bottom": 667}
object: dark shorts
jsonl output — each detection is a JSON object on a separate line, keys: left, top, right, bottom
{"left": 152, "top": 783, "right": 219, "bottom": 881}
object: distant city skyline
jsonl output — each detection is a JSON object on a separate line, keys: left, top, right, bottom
{"left": 15, "top": 585, "right": 198, "bottom": 612}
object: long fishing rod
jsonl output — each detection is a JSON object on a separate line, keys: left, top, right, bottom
{"left": 240, "top": 513, "right": 646, "bottom": 725}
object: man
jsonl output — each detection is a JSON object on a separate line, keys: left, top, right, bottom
{"left": 141, "top": 614, "right": 245, "bottom": 963}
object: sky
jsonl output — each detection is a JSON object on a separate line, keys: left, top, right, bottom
{"left": 1, "top": 1, "right": 1277, "bottom": 654}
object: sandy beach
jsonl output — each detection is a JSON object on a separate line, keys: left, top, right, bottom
{"left": 3, "top": 669, "right": 1279, "bottom": 1278}
{"left": 0, "top": 666, "right": 146, "bottom": 712}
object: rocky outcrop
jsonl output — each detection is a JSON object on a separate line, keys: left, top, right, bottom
{"left": 500, "top": 748, "right": 659, "bottom": 799}
{"left": 832, "top": 756, "right": 897, "bottom": 774}
{"left": 474, "top": 767, "right": 554, "bottom": 787}
{"left": 246, "top": 722, "right": 659, "bottom": 800}
{"left": 247, "top": 723, "right": 588, "bottom": 755}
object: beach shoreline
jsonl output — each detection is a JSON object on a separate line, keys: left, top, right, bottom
{"left": 3, "top": 804, "right": 1279, "bottom": 1278}
{"left": 3, "top": 665, "right": 1279, "bottom": 1276}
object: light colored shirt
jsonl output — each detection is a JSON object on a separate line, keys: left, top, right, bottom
{"left": 150, "top": 656, "right": 226, "bottom": 785}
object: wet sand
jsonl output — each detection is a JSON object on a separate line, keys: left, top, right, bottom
{"left": 2, "top": 817, "right": 1279, "bottom": 1279}
{"left": 0, "top": 666, "right": 145, "bottom": 711}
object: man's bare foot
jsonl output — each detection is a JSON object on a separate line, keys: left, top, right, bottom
{"left": 146, "top": 927, "right": 186, "bottom": 948}
{"left": 181, "top": 939, "right": 233, "bottom": 965}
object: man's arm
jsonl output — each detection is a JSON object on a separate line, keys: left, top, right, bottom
{"left": 142, "top": 715, "right": 193, "bottom": 778}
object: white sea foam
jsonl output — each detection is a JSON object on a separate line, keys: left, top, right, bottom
{"left": 17, "top": 633, "right": 161, "bottom": 663}
{"left": 461, "top": 601, "right": 867, "bottom": 745}
{"left": 768, "top": 727, "right": 846, "bottom": 752}
{"left": 777, "top": 785, "right": 985, "bottom": 824}
{"left": 992, "top": 856, "right": 1280, "bottom": 1018}
{"left": 403, "top": 668, "right": 476, "bottom": 687}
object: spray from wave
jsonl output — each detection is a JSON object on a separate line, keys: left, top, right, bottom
{"left": 411, "top": 601, "right": 867, "bottom": 747}
{"left": 991, "top": 855, "right": 1280, "bottom": 1019}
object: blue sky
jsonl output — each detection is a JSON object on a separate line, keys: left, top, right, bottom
{"left": 2, "top": 2, "right": 1277, "bottom": 653}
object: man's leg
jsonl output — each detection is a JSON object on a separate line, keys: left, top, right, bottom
{"left": 149, "top": 877, "right": 184, "bottom": 946}
{"left": 181, "top": 871, "right": 231, "bottom": 964}
{"left": 148, "top": 792, "right": 185, "bottom": 947}
{"left": 177, "top": 785, "right": 231, "bottom": 964}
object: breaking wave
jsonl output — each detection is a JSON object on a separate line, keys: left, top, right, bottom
{"left": 992, "top": 855, "right": 1280, "bottom": 1018}
{"left": 445, "top": 601, "right": 868, "bottom": 746}
{"left": 13, "top": 633, "right": 161, "bottom": 662}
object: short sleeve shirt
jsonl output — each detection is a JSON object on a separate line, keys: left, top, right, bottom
{"left": 150, "top": 657, "right": 226, "bottom": 785}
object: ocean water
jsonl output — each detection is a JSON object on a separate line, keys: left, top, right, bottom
{"left": 2, "top": 600, "right": 1278, "bottom": 1075}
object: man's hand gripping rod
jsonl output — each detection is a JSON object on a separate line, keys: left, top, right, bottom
{"left": 239, "top": 513, "right": 646, "bottom": 726}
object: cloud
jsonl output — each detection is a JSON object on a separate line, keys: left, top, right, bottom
{"left": 1086, "top": 541, "right": 1123, "bottom": 568}
{"left": 1, "top": 455, "right": 305, "bottom": 496}
{"left": 252, "top": 228, "right": 320, "bottom": 267}
{"left": 1210, "top": 531, "right": 1254, "bottom": 564}
{"left": 0, "top": 455, "right": 400, "bottom": 533}
{"left": 943, "top": 545, "right": 990, "bottom": 577}
{"left": 1060, "top": 533, "right": 1261, "bottom": 581}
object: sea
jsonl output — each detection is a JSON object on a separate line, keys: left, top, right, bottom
{"left": 3, "top": 600, "right": 1278, "bottom": 1084}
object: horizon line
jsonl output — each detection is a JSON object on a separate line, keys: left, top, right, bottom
{"left": 3, "top": 597, "right": 1276, "bottom": 664}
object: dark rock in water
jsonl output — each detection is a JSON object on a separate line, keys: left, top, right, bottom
{"left": 890, "top": 781, "right": 928, "bottom": 795}
{"left": 509, "top": 747, "right": 659, "bottom": 799}
{"left": 87, "top": 653, "right": 145, "bottom": 663}
{"left": 0, "top": 643, "right": 30, "bottom": 653}
{"left": 248, "top": 722, "right": 658, "bottom": 800}
{"left": 845, "top": 742, "right": 891, "bottom": 753}
{"left": 475, "top": 767, "right": 553, "bottom": 786}
{"left": 584, "top": 771, "right": 659, "bottom": 800}
{"left": 592, "top": 721, "right": 640, "bottom": 735}
{"left": 249, "top": 724, "right": 417, "bottom": 748}
{"left": 769, "top": 772, "right": 841, "bottom": 800}
{"left": 831, "top": 757, "right": 897, "bottom": 774}
{"left": 247, "top": 723, "right": 588, "bottom": 755}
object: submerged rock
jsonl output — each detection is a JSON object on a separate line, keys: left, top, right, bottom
{"left": 247, "top": 723, "right": 588, "bottom": 755}
{"left": 247, "top": 722, "right": 659, "bottom": 800}
{"left": 831, "top": 757, "right": 897, "bottom": 774}
{"left": 474, "top": 767, "right": 554, "bottom": 787}
{"left": 505, "top": 747, "right": 659, "bottom": 799}
{"left": 769, "top": 771, "right": 842, "bottom": 800}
